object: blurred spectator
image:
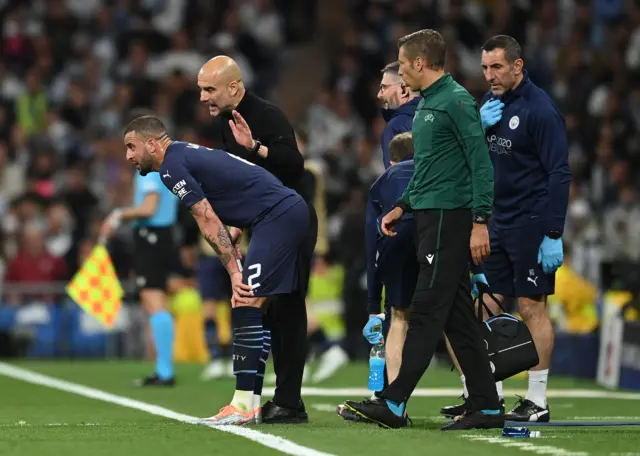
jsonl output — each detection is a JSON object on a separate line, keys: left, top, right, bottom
{"left": 4, "top": 220, "right": 68, "bottom": 305}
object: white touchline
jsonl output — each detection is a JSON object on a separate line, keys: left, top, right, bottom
{"left": 263, "top": 387, "right": 640, "bottom": 400}
{"left": 0, "top": 362, "right": 335, "bottom": 456}
{"left": 461, "top": 435, "right": 589, "bottom": 456}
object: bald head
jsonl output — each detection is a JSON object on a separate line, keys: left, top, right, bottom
{"left": 198, "top": 56, "right": 245, "bottom": 117}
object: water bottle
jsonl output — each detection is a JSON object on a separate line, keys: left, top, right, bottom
{"left": 367, "top": 313, "right": 386, "bottom": 392}
{"left": 502, "top": 427, "right": 541, "bottom": 438}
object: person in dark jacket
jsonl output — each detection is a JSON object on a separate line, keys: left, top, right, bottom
{"left": 197, "top": 56, "right": 317, "bottom": 425}
{"left": 377, "top": 62, "right": 420, "bottom": 169}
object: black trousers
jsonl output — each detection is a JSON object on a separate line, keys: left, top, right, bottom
{"left": 267, "top": 202, "right": 318, "bottom": 408}
{"left": 381, "top": 209, "right": 499, "bottom": 411}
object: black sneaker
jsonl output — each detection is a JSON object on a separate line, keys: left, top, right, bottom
{"left": 441, "top": 410, "right": 504, "bottom": 431}
{"left": 134, "top": 373, "right": 175, "bottom": 387}
{"left": 262, "top": 400, "right": 309, "bottom": 424}
{"left": 343, "top": 397, "right": 409, "bottom": 429}
{"left": 505, "top": 397, "right": 550, "bottom": 422}
{"left": 337, "top": 402, "right": 373, "bottom": 423}
{"left": 441, "top": 397, "right": 505, "bottom": 418}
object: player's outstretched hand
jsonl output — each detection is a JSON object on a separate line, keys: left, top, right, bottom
{"left": 229, "top": 110, "right": 254, "bottom": 151}
{"left": 470, "top": 223, "right": 491, "bottom": 265}
{"left": 381, "top": 207, "right": 404, "bottom": 236}
{"left": 231, "top": 272, "right": 254, "bottom": 307}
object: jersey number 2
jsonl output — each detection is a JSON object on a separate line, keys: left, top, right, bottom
{"left": 247, "top": 263, "right": 261, "bottom": 289}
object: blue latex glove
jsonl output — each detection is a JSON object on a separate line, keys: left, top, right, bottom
{"left": 471, "top": 273, "right": 489, "bottom": 299}
{"left": 362, "top": 315, "right": 384, "bottom": 344}
{"left": 538, "top": 236, "right": 564, "bottom": 274}
{"left": 480, "top": 99, "right": 504, "bottom": 131}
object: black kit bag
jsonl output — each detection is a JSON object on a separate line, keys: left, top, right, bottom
{"left": 476, "top": 286, "right": 539, "bottom": 382}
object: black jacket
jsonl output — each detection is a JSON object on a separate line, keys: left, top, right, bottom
{"left": 220, "top": 91, "right": 305, "bottom": 193}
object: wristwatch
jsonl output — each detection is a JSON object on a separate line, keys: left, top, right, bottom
{"left": 546, "top": 231, "right": 562, "bottom": 239}
{"left": 393, "top": 200, "right": 412, "bottom": 213}
{"left": 472, "top": 212, "right": 490, "bottom": 225}
{"left": 250, "top": 139, "right": 262, "bottom": 154}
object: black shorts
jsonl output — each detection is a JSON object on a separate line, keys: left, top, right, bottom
{"left": 377, "top": 221, "right": 418, "bottom": 309}
{"left": 484, "top": 222, "right": 555, "bottom": 298}
{"left": 133, "top": 226, "right": 176, "bottom": 291}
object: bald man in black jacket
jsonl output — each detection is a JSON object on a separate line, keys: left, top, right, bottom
{"left": 197, "top": 56, "right": 317, "bottom": 424}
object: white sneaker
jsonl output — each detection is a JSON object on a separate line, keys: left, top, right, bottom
{"left": 201, "top": 360, "right": 227, "bottom": 380}
{"left": 311, "top": 345, "right": 349, "bottom": 383}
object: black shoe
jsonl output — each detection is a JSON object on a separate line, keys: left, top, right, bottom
{"left": 441, "top": 397, "right": 505, "bottom": 418}
{"left": 505, "top": 397, "right": 550, "bottom": 422}
{"left": 134, "top": 373, "right": 175, "bottom": 387}
{"left": 297, "top": 400, "right": 308, "bottom": 421}
{"left": 262, "top": 400, "right": 309, "bottom": 424}
{"left": 343, "top": 398, "right": 408, "bottom": 429}
{"left": 441, "top": 410, "right": 505, "bottom": 431}
{"left": 337, "top": 402, "right": 373, "bottom": 423}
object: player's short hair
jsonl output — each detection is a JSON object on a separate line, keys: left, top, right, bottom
{"left": 482, "top": 35, "right": 522, "bottom": 63}
{"left": 381, "top": 61, "right": 400, "bottom": 74}
{"left": 398, "top": 29, "right": 446, "bottom": 70}
{"left": 123, "top": 115, "right": 168, "bottom": 140}
{"left": 389, "top": 132, "right": 414, "bottom": 163}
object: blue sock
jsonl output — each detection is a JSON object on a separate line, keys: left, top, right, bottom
{"left": 204, "top": 318, "right": 222, "bottom": 360}
{"left": 482, "top": 409, "right": 501, "bottom": 415}
{"left": 149, "top": 311, "right": 174, "bottom": 380}
{"left": 232, "top": 307, "right": 263, "bottom": 391}
{"left": 254, "top": 315, "right": 271, "bottom": 396}
{"left": 385, "top": 399, "right": 406, "bottom": 417}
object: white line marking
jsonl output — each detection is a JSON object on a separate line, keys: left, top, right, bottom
{"left": 461, "top": 435, "right": 588, "bottom": 456}
{"left": 567, "top": 416, "right": 640, "bottom": 420}
{"left": 270, "top": 387, "right": 640, "bottom": 400}
{"left": 0, "top": 421, "right": 105, "bottom": 428}
{"left": 311, "top": 404, "right": 338, "bottom": 413}
{"left": 0, "top": 362, "right": 334, "bottom": 456}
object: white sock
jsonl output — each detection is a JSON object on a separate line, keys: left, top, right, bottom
{"left": 461, "top": 375, "right": 469, "bottom": 399}
{"left": 253, "top": 394, "right": 262, "bottom": 410}
{"left": 495, "top": 381, "right": 503, "bottom": 400}
{"left": 231, "top": 390, "right": 253, "bottom": 413}
{"left": 525, "top": 369, "right": 549, "bottom": 409}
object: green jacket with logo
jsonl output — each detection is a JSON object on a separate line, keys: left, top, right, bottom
{"left": 399, "top": 74, "right": 494, "bottom": 215}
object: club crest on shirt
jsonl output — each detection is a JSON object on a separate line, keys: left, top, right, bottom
{"left": 509, "top": 115, "right": 520, "bottom": 130}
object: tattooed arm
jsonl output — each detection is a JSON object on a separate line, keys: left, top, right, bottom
{"left": 189, "top": 198, "right": 242, "bottom": 275}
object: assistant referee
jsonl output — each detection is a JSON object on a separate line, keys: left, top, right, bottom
{"left": 197, "top": 56, "right": 317, "bottom": 424}
{"left": 100, "top": 164, "right": 179, "bottom": 387}
{"left": 344, "top": 29, "right": 502, "bottom": 431}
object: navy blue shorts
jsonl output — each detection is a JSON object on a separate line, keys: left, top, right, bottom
{"left": 377, "top": 225, "right": 418, "bottom": 310}
{"left": 243, "top": 198, "right": 309, "bottom": 297}
{"left": 197, "top": 255, "right": 231, "bottom": 301}
{"left": 483, "top": 222, "right": 555, "bottom": 298}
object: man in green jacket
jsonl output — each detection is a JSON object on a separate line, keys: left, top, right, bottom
{"left": 343, "top": 29, "right": 503, "bottom": 431}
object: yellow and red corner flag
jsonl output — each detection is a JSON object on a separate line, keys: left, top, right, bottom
{"left": 66, "top": 243, "right": 124, "bottom": 329}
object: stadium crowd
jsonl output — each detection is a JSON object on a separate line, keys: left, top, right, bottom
{"left": 0, "top": 0, "right": 639, "bottom": 359}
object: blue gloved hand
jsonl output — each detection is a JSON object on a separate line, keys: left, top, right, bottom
{"left": 538, "top": 236, "right": 564, "bottom": 274}
{"left": 471, "top": 273, "right": 489, "bottom": 299}
{"left": 480, "top": 99, "right": 504, "bottom": 131}
{"left": 362, "top": 315, "right": 384, "bottom": 344}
